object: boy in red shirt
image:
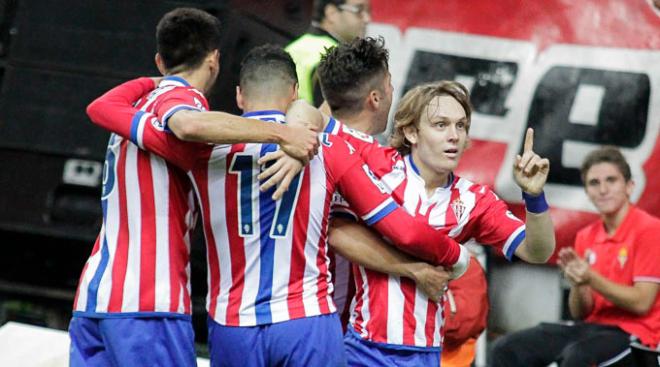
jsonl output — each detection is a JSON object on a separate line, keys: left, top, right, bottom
{"left": 491, "top": 146, "right": 660, "bottom": 367}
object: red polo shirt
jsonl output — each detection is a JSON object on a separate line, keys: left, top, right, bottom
{"left": 575, "top": 205, "right": 660, "bottom": 347}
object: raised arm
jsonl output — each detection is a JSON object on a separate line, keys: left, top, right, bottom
{"left": 513, "top": 128, "right": 556, "bottom": 263}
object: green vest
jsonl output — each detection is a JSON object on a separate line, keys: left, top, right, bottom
{"left": 285, "top": 33, "right": 338, "bottom": 104}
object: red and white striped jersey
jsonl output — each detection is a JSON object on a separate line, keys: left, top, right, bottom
{"left": 326, "top": 117, "right": 526, "bottom": 349}
{"left": 86, "top": 79, "right": 464, "bottom": 327}
{"left": 75, "top": 76, "right": 203, "bottom": 317}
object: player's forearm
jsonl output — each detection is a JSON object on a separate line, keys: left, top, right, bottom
{"left": 516, "top": 211, "right": 555, "bottom": 263}
{"left": 587, "top": 270, "right": 658, "bottom": 315}
{"left": 370, "top": 209, "right": 461, "bottom": 266}
{"left": 87, "top": 77, "right": 156, "bottom": 137}
{"left": 328, "top": 218, "right": 427, "bottom": 279}
{"left": 568, "top": 284, "right": 593, "bottom": 319}
{"left": 169, "top": 110, "right": 288, "bottom": 144}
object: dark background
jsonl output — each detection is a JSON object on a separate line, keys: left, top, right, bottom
{"left": 0, "top": 0, "right": 312, "bottom": 351}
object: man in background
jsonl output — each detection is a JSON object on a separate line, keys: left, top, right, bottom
{"left": 491, "top": 146, "right": 660, "bottom": 367}
{"left": 286, "top": 0, "right": 370, "bottom": 106}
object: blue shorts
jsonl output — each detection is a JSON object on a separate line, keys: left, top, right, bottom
{"left": 68, "top": 316, "right": 196, "bottom": 367}
{"left": 344, "top": 327, "right": 440, "bottom": 367}
{"left": 208, "top": 313, "right": 346, "bottom": 367}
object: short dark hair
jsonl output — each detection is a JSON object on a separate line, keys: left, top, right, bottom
{"left": 239, "top": 44, "right": 298, "bottom": 97}
{"left": 580, "top": 146, "right": 632, "bottom": 183}
{"left": 312, "top": 0, "right": 345, "bottom": 22}
{"left": 318, "top": 37, "right": 389, "bottom": 116}
{"left": 156, "top": 8, "right": 221, "bottom": 71}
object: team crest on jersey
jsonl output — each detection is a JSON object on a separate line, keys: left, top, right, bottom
{"left": 584, "top": 249, "right": 596, "bottom": 265}
{"left": 450, "top": 198, "right": 466, "bottom": 222}
{"left": 617, "top": 247, "right": 628, "bottom": 268}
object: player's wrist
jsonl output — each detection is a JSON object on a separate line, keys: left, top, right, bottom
{"left": 522, "top": 191, "right": 548, "bottom": 213}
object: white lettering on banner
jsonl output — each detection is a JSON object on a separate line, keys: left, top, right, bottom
{"left": 368, "top": 23, "right": 660, "bottom": 212}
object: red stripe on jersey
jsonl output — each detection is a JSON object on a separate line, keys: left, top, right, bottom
{"left": 314, "top": 171, "right": 332, "bottom": 314}
{"left": 400, "top": 278, "right": 417, "bottom": 345}
{"left": 168, "top": 169, "right": 185, "bottom": 313}
{"left": 225, "top": 145, "right": 248, "bottom": 325}
{"left": 108, "top": 143, "right": 130, "bottom": 312}
{"left": 194, "top": 155, "right": 220, "bottom": 319}
{"left": 424, "top": 301, "right": 438, "bottom": 347}
{"left": 366, "top": 270, "right": 389, "bottom": 341}
{"left": 138, "top": 151, "right": 156, "bottom": 311}
{"left": 445, "top": 188, "right": 461, "bottom": 227}
{"left": 287, "top": 166, "right": 311, "bottom": 319}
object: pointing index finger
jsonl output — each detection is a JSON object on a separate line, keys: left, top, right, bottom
{"left": 524, "top": 128, "right": 534, "bottom": 153}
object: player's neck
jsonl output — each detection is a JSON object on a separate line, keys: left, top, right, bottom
{"left": 242, "top": 100, "right": 288, "bottom": 114}
{"left": 601, "top": 201, "right": 630, "bottom": 236}
{"left": 410, "top": 151, "right": 451, "bottom": 196}
{"left": 335, "top": 111, "right": 375, "bottom": 135}
{"left": 171, "top": 69, "right": 212, "bottom": 94}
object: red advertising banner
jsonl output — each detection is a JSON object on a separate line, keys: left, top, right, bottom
{"left": 369, "top": 0, "right": 660, "bottom": 260}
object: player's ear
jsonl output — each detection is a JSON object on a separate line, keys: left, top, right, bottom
{"left": 367, "top": 89, "right": 379, "bottom": 111}
{"left": 236, "top": 86, "right": 245, "bottom": 110}
{"left": 292, "top": 82, "right": 299, "bottom": 101}
{"left": 155, "top": 53, "right": 167, "bottom": 76}
{"left": 403, "top": 123, "right": 418, "bottom": 145}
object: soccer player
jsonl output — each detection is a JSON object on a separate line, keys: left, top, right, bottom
{"left": 87, "top": 44, "right": 470, "bottom": 367}
{"left": 289, "top": 36, "right": 555, "bottom": 365}
{"left": 70, "top": 8, "right": 317, "bottom": 367}
{"left": 491, "top": 147, "right": 660, "bottom": 367}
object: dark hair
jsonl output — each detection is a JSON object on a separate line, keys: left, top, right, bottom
{"left": 156, "top": 8, "right": 221, "bottom": 71}
{"left": 580, "top": 146, "right": 632, "bottom": 183}
{"left": 239, "top": 44, "right": 298, "bottom": 96}
{"left": 312, "top": 0, "right": 345, "bottom": 22}
{"left": 390, "top": 81, "right": 472, "bottom": 155}
{"left": 318, "top": 37, "right": 389, "bottom": 116}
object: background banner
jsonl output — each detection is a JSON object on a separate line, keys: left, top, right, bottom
{"left": 369, "top": 0, "right": 660, "bottom": 258}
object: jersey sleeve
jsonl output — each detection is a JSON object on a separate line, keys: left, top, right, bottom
{"left": 632, "top": 223, "right": 660, "bottom": 283}
{"left": 323, "top": 134, "right": 461, "bottom": 266}
{"left": 87, "top": 80, "right": 208, "bottom": 171}
{"left": 465, "top": 186, "right": 526, "bottom": 260}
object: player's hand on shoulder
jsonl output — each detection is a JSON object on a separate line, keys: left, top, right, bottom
{"left": 280, "top": 124, "right": 319, "bottom": 165}
{"left": 257, "top": 150, "right": 304, "bottom": 200}
{"left": 513, "top": 128, "right": 550, "bottom": 195}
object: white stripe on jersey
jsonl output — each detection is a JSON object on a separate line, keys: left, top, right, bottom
{"left": 354, "top": 266, "right": 371, "bottom": 339}
{"left": 135, "top": 112, "right": 150, "bottom": 149}
{"left": 386, "top": 276, "right": 405, "bottom": 345}
{"left": 75, "top": 226, "right": 105, "bottom": 311}
{"left": 503, "top": 225, "right": 526, "bottom": 258}
{"left": 362, "top": 197, "right": 395, "bottom": 222}
{"left": 123, "top": 143, "right": 142, "bottom": 312}
{"left": 413, "top": 287, "right": 430, "bottom": 346}
{"left": 152, "top": 154, "right": 171, "bottom": 312}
